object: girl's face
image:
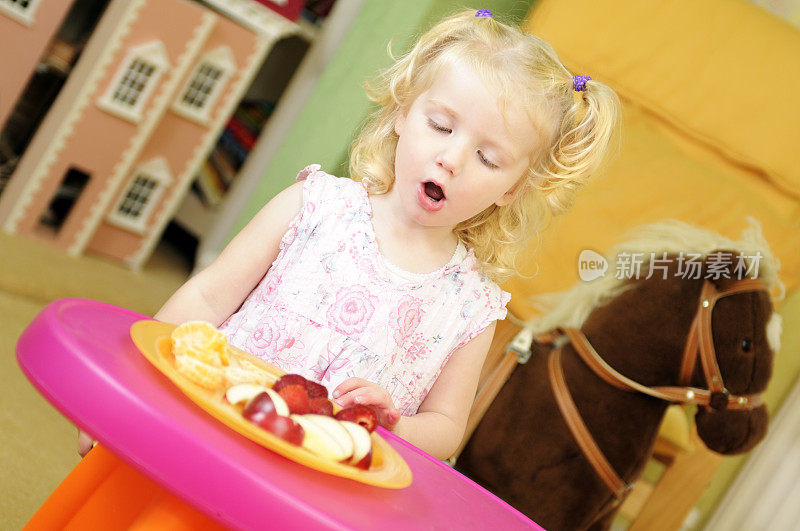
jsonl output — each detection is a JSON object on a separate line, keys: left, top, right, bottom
{"left": 392, "top": 57, "right": 541, "bottom": 232}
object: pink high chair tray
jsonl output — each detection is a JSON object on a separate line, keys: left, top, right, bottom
{"left": 17, "top": 298, "right": 540, "bottom": 529}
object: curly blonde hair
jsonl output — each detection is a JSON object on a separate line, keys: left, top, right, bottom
{"left": 349, "top": 9, "right": 620, "bottom": 283}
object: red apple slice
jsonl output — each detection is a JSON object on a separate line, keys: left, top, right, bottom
{"left": 340, "top": 421, "right": 372, "bottom": 470}
{"left": 262, "top": 388, "right": 290, "bottom": 416}
{"left": 304, "top": 414, "right": 355, "bottom": 463}
{"left": 290, "top": 414, "right": 350, "bottom": 462}
{"left": 242, "top": 390, "right": 290, "bottom": 424}
{"left": 225, "top": 383, "right": 267, "bottom": 405}
{"left": 258, "top": 414, "right": 305, "bottom": 446}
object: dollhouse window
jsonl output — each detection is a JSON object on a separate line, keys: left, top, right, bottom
{"left": 107, "top": 158, "right": 173, "bottom": 234}
{"left": 172, "top": 47, "right": 236, "bottom": 126}
{"left": 97, "top": 41, "right": 170, "bottom": 124}
{"left": 0, "top": 0, "right": 41, "bottom": 26}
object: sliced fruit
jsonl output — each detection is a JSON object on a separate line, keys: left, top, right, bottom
{"left": 225, "top": 383, "right": 268, "bottom": 405}
{"left": 291, "top": 414, "right": 350, "bottom": 462}
{"left": 262, "top": 388, "right": 290, "bottom": 416}
{"left": 255, "top": 414, "right": 305, "bottom": 446}
{"left": 335, "top": 405, "right": 378, "bottom": 433}
{"left": 278, "top": 384, "right": 310, "bottom": 415}
{"left": 308, "top": 397, "right": 334, "bottom": 417}
{"left": 273, "top": 374, "right": 307, "bottom": 393}
{"left": 171, "top": 321, "right": 230, "bottom": 366}
{"left": 305, "top": 380, "right": 329, "bottom": 399}
{"left": 242, "top": 390, "right": 290, "bottom": 425}
{"left": 173, "top": 353, "right": 224, "bottom": 390}
{"left": 224, "top": 357, "right": 271, "bottom": 386}
{"left": 340, "top": 421, "right": 372, "bottom": 470}
{"left": 304, "top": 414, "right": 354, "bottom": 462}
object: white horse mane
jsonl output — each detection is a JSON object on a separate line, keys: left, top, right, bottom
{"left": 526, "top": 218, "right": 783, "bottom": 336}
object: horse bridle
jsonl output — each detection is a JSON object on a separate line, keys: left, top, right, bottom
{"left": 543, "top": 277, "right": 767, "bottom": 499}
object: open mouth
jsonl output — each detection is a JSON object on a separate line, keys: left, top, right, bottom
{"left": 424, "top": 181, "right": 445, "bottom": 202}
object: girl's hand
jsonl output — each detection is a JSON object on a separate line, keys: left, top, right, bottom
{"left": 77, "top": 429, "right": 96, "bottom": 457}
{"left": 332, "top": 377, "right": 401, "bottom": 431}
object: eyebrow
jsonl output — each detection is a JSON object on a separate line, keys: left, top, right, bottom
{"left": 427, "top": 98, "right": 516, "bottom": 164}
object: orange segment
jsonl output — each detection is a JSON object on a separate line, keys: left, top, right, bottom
{"left": 224, "top": 356, "right": 272, "bottom": 387}
{"left": 170, "top": 321, "right": 229, "bottom": 367}
{"left": 173, "top": 353, "right": 225, "bottom": 390}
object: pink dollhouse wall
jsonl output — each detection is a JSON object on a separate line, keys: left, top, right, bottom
{"left": 0, "top": 0, "right": 76, "bottom": 129}
{"left": 5, "top": 0, "right": 207, "bottom": 250}
{"left": 87, "top": 15, "right": 263, "bottom": 263}
{"left": 0, "top": 0, "right": 268, "bottom": 268}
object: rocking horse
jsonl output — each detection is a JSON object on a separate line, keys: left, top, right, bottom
{"left": 457, "top": 221, "right": 782, "bottom": 530}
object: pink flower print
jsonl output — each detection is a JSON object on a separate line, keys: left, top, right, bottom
{"left": 401, "top": 336, "right": 428, "bottom": 365}
{"left": 296, "top": 163, "right": 321, "bottom": 181}
{"left": 245, "top": 317, "right": 295, "bottom": 357}
{"left": 309, "top": 345, "right": 352, "bottom": 384}
{"left": 304, "top": 199, "right": 317, "bottom": 218}
{"left": 392, "top": 296, "right": 424, "bottom": 344}
{"left": 254, "top": 272, "right": 282, "bottom": 304}
{"left": 326, "top": 285, "right": 377, "bottom": 336}
{"left": 355, "top": 255, "right": 378, "bottom": 277}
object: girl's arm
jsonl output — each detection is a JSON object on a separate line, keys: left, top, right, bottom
{"left": 393, "top": 321, "right": 496, "bottom": 459}
{"left": 155, "top": 181, "right": 304, "bottom": 326}
{"left": 79, "top": 181, "right": 303, "bottom": 457}
{"left": 334, "top": 321, "right": 496, "bottom": 460}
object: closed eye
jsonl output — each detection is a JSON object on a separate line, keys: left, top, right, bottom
{"left": 427, "top": 118, "right": 451, "bottom": 134}
{"left": 478, "top": 150, "right": 498, "bottom": 169}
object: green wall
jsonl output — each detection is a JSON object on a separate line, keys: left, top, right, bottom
{"left": 229, "top": 0, "right": 536, "bottom": 237}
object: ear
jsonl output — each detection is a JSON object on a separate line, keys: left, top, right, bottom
{"left": 495, "top": 189, "right": 515, "bottom": 207}
{"left": 495, "top": 177, "right": 528, "bottom": 207}
{"left": 394, "top": 110, "right": 406, "bottom": 137}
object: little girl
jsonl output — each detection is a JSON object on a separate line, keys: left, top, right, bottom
{"left": 81, "top": 9, "right": 619, "bottom": 460}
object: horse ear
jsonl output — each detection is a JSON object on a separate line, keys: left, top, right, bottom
{"left": 695, "top": 405, "right": 769, "bottom": 454}
{"left": 703, "top": 249, "right": 746, "bottom": 291}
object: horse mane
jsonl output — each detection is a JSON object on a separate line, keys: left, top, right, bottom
{"left": 526, "top": 218, "right": 783, "bottom": 336}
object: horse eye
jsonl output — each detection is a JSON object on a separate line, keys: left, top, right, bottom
{"left": 741, "top": 339, "right": 753, "bottom": 352}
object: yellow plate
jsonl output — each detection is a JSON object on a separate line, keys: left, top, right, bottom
{"left": 131, "top": 320, "right": 412, "bottom": 489}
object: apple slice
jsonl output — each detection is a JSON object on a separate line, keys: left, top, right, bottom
{"left": 262, "top": 388, "right": 290, "bottom": 416}
{"left": 257, "top": 414, "right": 305, "bottom": 446}
{"left": 290, "top": 414, "right": 350, "bottom": 462}
{"left": 304, "top": 414, "right": 355, "bottom": 463}
{"left": 241, "top": 389, "right": 290, "bottom": 422}
{"left": 340, "top": 421, "right": 372, "bottom": 470}
{"left": 225, "top": 383, "right": 268, "bottom": 405}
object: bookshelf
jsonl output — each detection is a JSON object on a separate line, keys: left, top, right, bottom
{"left": 168, "top": 0, "right": 347, "bottom": 256}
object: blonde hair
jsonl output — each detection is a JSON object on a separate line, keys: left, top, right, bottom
{"left": 527, "top": 218, "right": 783, "bottom": 335}
{"left": 349, "top": 9, "right": 621, "bottom": 283}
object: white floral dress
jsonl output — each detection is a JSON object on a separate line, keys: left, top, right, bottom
{"left": 219, "top": 165, "right": 510, "bottom": 415}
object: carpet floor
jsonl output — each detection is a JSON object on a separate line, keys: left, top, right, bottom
{"left": 0, "top": 232, "right": 191, "bottom": 529}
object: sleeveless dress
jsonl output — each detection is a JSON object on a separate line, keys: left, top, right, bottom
{"left": 219, "top": 164, "right": 511, "bottom": 415}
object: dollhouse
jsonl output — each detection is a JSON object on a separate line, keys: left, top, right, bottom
{"left": 0, "top": 0, "right": 76, "bottom": 130}
{"left": 0, "top": 0, "right": 306, "bottom": 268}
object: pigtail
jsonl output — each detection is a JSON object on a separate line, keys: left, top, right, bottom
{"left": 533, "top": 78, "right": 621, "bottom": 216}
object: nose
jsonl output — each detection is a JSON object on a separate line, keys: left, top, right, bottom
{"left": 435, "top": 137, "right": 469, "bottom": 176}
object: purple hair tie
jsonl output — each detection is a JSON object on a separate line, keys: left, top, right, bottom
{"left": 572, "top": 75, "right": 591, "bottom": 92}
{"left": 475, "top": 9, "right": 493, "bottom": 18}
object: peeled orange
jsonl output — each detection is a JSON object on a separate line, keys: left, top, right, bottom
{"left": 171, "top": 321, "right": 230, "bottom": 367}
{"left": 173, "top": 352, "right": 225, "bottom": 390}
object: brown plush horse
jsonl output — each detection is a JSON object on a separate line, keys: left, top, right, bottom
{"left": 457, "top": 221, "right": 782, "bottom": 530}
